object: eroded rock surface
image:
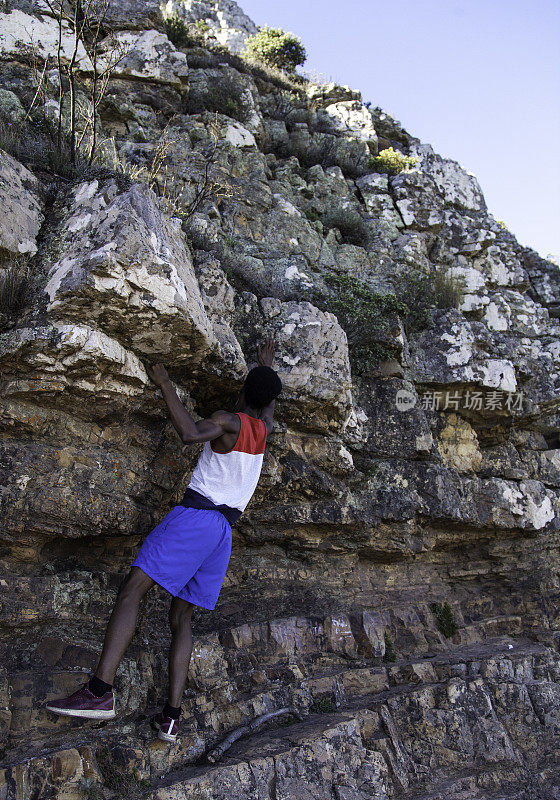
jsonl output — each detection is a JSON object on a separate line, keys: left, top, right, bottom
{"left": 0, "top": 1, "right": 558, "bottom": 798}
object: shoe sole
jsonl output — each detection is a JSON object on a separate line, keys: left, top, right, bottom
{"left": 153, "top": 721, "right": 178, "bottom": 742}
{"left": 45, "top": 705, "right": 116, "bottom": 719}
{"left": 158, "top": 729, "right": 178, "bottom": 742}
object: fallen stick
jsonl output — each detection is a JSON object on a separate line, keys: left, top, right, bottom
{"left": 206, "top": 707, "right": 304, "bottom": 763}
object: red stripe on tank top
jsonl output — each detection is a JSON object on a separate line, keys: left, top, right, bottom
{"left": 232, "top": 412, "right": 267, "bottom": 455}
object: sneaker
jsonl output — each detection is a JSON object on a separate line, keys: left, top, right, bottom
{"left": 150, "top": 711, "right": 179, "bottom": 742}
{"left": 45, "top": 681, "right": 116, "bottom": 719}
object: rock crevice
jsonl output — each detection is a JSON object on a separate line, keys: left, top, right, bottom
{"left": 0, "top": 2, "right": 558, "bottom": 798}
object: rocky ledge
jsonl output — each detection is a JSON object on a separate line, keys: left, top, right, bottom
{"left": 0, "top": 1, "right": 558, "bottom": 798}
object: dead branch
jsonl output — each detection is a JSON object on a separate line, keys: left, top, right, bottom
{"left": 41, "top": 0, "right": 136, "bottom": 166}
{"left": 205, "top": 707, "right": 303, "bottom": 764}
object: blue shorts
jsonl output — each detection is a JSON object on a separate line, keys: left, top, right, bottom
{"left": 131, "top": 505, "right": 232, "bottom": 610}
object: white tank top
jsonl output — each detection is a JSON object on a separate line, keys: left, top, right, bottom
{"left": 186, "top": 412, "right": 267, "bottom": 512}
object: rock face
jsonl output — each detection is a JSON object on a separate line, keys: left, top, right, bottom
{"left": 0, "top": 1, "right": 559, "bottom": 799}
{"left": 162, "top": 0, "right": 258, "bottom": 52}
{"left": 0, "top": 151, "right": 44, "bottom": 257}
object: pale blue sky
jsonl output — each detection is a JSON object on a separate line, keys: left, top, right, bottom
{"left": 240, "top": 0, "right": 560, "bottom": 262}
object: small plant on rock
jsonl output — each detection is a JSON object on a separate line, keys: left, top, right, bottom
{"left": 430, "top": 601, "right": 459, "bottom": 638}
{"left": 367, "top": 146, "right": 418, "bottom": 175}
{"left": 96, "top": 746, "right": 151, "bottom": 798}
{"left": 305, "top": 208, "right": 320, "bottom": 222}
{"left": 391, "top": 265, "right": 466, "bottom": 338}
{"left": 303, "top": 271, "right": 408, "bottom": 376}
{"left": 195, "top": 19, "right": 210, "bottom": 34}
{"left": 0, "top": 255, "right": 31, "bottom": 316}
{"left": 42, "top": 0, "right": 134, "bottom": 168}
{"left": 383, "top": 631, "right": 397, "bottom": 662}
{"left": 243, "top": 25, "right": 307, "bottom": 74}
{"left": 164, "top": 14, "right": 203, "bottom": 47}
{"left": 266, "top": 89, "right": 302, "bottom": 123}
{"left": 432, "top": 264, "right": 465, "bottom": 309}
{"left": 321, "top": 205, "right": 370, "bottom": 247}
{"left": 310, "top": 696, "right": 337, "bottom": 713}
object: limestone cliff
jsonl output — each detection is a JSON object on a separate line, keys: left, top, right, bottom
{"left": 0, "top": 1, "right": 559, "bottom": 798}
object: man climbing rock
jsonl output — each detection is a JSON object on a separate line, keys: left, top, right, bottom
{"left": 45, "top": 334, "right": 282, "bottom": 742}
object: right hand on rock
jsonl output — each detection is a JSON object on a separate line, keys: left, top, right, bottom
{"left": 146, "top": 362, "right": 170, "bottom": 387}
{"left": 257, "top": 334, "right": 275, "bottom": 367}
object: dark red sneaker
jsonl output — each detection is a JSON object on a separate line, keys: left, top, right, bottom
{"left": 45, "top": 681, "right": 116, "bottom": 719}
{"left": 150, "top": 711, "right": 179, "bottom": 742}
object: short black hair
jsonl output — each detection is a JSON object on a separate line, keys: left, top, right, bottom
{"left": 243, "top": 366, "right": 282, "bottom": 409}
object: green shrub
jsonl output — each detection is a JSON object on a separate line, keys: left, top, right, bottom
{"left": 430, "top": 601, "right": 459, "bottom": 638}
{"left": 184, "top": 74, "right": 249, "bottom": 122}
{"left": 0, "top": 118, "right": 91, "bottom": 179}
{"left": 391, "top": 265, "right": 466, "bottom": 338}
{"left": 303, "top": 271, "right": 408, "bottom": 375}
{"left": 383, "top": 631, "right": 397, "bottom": 662}
{"left": 164, "top": 14, "right": 205, "bottom": 47}
{"left": 310, "top": 696, "right": 337, "bottom": 713}
{"left": 367, "top": 146, "right": 418, "bottom": 175}
{"left": 304, "top": 208, "right": 320, "bottom": 222}
{"left": 496, "top": 219, "right": 508, "bottom": 230}
{"left": 432, "top": 264, "right": 465, "bottom": 309}
{"left": 321, "top": 206, "right": 369, "bottom": 247}
{"left": 0, "top": 255, "right": 31, "bottom": 315}
{"left": 243, "top": 25, "right": 307, "bottom": 74}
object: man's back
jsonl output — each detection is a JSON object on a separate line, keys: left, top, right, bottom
{"left": 185, "top": 411, "right": 267, "bottom": 514}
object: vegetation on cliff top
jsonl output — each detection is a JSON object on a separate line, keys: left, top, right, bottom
{"left": 368, "top": 146, "right": 419, "bottom": 175}
{"left": 243, "top": 25, "right": 307, "bottom": 74}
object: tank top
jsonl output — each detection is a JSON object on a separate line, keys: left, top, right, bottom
{"left": 179, "top": 412, "right": 267, "bottom": 525}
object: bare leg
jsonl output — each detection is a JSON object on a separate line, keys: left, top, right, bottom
{"left": 94, "top": 566, "right": 156, "bottom": 685}
{"left": 168, "top": 597, "right": 194, "bottom": 707}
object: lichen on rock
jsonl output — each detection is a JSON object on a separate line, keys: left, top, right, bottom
{"left": 0, "top": 0, "right": 558, "bottom": 797}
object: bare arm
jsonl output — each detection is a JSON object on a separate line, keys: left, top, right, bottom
{"left": 146, "top": 364, "right": 236, "bottom": 444}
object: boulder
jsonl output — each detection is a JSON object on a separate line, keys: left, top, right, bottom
{"left": 306, "top": 82, "right": 361, "bottom": 107}
{"left": 0, "top": 9, "right": 91, "bottom": 67}
{"left": 390, "top": 171, "right": 445, "bottom": 232}
{"left": 0, "top": 323, "right": 148, "bottom": 407}
{"left": 472, "top": 242, "right": 529, "bottom": 287}
{"left": 356, "top": 172, "right": 405, "bottom": 239}
{"left": 162, "top": 0, "right": 258, "bottom": 53}
{"left": 439, "top": 208, "right": 496, "bottom": 256}
{"left": 482, "top": 289, "right": 551, "bottom": 336}
{"left": 316, "top": 100, "right": 378, "bottom": 151}
{"left": 186, "top": 65, "right": 262, "bottom": 134}
{"left": 522, "top": 247, "right": 560, "bottom": 317}
{"left": 409, "top": 310, "right": 518, "bottom": 393}
{"left": 410, "top": 142, "right": 487, "bottom": 212}
{"left": 42, "top": 178, "right": 227, "bottom": 376}
{"left": 0, "top": 88, "right": 25, "bottom": 124}
{"left": 97, "top": 30, "right": 189, "bottom": 88}
{"left": 259, "top": 296, "right": 354, "bottom": 431}
{"left": 0, "top": 149, "right": 44, "bottom": 258}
